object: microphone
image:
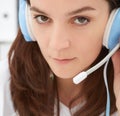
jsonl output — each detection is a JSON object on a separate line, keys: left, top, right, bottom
{"left": 73, "top": 43, "right": 120, "bottom": 84}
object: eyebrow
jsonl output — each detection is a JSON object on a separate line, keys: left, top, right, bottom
{"left": 30, "top": 6, "right": 96, "bottom": 16}
{"left": 67, "top": 7, "right": 96, "bottom": 16}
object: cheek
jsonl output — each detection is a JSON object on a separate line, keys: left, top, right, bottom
{"left": 74, "top": 29, "right": 103, "bottom": 69}
{"left": 32, "top": 25, "right": 49, "bottom": 49}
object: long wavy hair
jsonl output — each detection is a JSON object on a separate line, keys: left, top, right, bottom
{"left": 8, "top": 0, "right": 120, "bottom": 115}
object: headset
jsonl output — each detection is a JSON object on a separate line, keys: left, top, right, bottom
{"left": 73, "top": 8, "right": 120, "bottom": 84}
{"left": 19, "top": 0, "right": 120, "bottom": 115}
{"left": 19, "top": 0, "right": 120, "bottom": 81}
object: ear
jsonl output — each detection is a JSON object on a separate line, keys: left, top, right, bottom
{"left": 103, "top": 8, "right": 120, "bottom": 50}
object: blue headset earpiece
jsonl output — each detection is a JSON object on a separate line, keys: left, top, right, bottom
{"left": 19, "top": 0, "right": 35, "bottom": 41}
{"left": 103, "top": 8, "right": 120, "bottom": 50}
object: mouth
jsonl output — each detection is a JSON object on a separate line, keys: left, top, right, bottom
{"left": 52, "top": 57, "right": 76, "bottom": 64}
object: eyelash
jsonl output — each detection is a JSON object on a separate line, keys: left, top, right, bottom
{"left": 33, "top": 15, "right": 50, "bottom": 24}
{"left": 33, "top": 15, "right": 90, "bottom": 26}
{"left": 73, "top": 16, "right": 90, "bottom": 25}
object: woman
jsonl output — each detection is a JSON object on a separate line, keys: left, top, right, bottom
{"left": 0, "top": 0, "right": 120, "bottom": 115}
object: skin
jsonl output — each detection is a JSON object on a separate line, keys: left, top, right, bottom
{"left": 29, "top": 0, "right": 120, "bottom": 110}
{"left": 113, "top": 50, "right": 120, "bottom": 114}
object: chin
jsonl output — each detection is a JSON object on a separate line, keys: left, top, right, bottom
{"left": 52, "top": 69, "right": 79, "bottom": 79}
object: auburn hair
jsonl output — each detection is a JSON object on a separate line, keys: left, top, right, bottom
{"left": 8, "top": 0, "right": 120, "bottom": 115}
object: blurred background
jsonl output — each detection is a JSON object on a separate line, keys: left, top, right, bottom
{"left": 0, "top": 0, "right": 18, "bottom": 60}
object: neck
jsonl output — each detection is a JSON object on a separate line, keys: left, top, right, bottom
{"left": 56, "top": 77, "right": 83, "bottom": 107}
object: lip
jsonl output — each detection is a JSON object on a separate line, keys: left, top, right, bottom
{"left": 52, "top": 57, "right": 76, "bottom": 64}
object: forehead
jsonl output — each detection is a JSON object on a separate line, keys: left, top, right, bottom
{"left": 29, "top": 0, "right": 109, "bottom": 7}
{"left": 30, "top": 0, "right": 109, "bottom": 15}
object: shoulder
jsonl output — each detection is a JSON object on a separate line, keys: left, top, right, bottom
{"left": 100, "top": 111, "right": 119, "bottom": 116}
{"left": 111, "top": 111, "right": 119, "bottom": 116}
{"left": 0, "top": 58, "right": 10, "bottom": 84}
{"left": 0, "top": 58, "right": 15, "bottom": 116}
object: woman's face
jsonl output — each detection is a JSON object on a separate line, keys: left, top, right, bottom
{"left": 30, "top": 0, "right": 110, "bottom": 79}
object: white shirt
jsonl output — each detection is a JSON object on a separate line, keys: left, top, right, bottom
{"left": 0, "top": 59, "right": 16, "bottom": 116}
{"left": 0, "top": 59, "right": 118, "bottom": 116}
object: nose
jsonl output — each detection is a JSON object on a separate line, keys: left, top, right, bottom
{"left": 49, "top": 24, "right": 71, "bottom": 51}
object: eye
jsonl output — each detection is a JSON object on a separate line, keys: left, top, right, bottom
{"left": 34, "top": 15, "right": 50, "bottom": 24}
{"left": 74, "top": 16, "right": 89, "bottom": 25}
